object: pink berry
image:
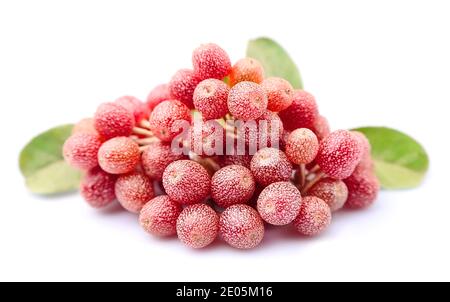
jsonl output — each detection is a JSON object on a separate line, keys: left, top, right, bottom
{"left": 192, "top": 43, "right": 231, "bottom": 80}
{"left": 316, "top": 130, "right": 363, "bottom": 179}
{"left": 219, "top": 204, "right": 264, "bottom": 249}
{"left": 176, "top": 204, "right": 219, "bottom": 248}
{"left": 187, "top": 120, "right": 226, "bottom": 156}
{"left": 139, "top": 195, "right": 182, "bottom": 237}
{"left": 162, "top": 160, "right": 211, "bottom": 205}
{"left": 308, "top": 178, "right": 348, "bottom": 212}
{"left": 115, "top": 172, "right": 155, "bottom": 213}
{"left": 63, "top": 133, "right": 102, "bottom": 170}
{"left": 250, "top": 148, "right": 293, "bottom": 186}
{"left": 193, "top": 79, "right": 229, "bottom": 120}
{"left": 344, "top": 166, "right": 379, "bottom": 209}
{"left": 260, "top": 77, "right": 294, "bottom": 112}
{"left": 279, "top": 90, "right": 319, "bottom": 131}
{"left": 169, "top": 69, "right": 202, "bottom": 108}
{"left": 279, "top": 130, "right": 291, "bottom": 151}
{"left": 146, "top": 84, "right": 171, "bottom": 110}
{"left": 141, "top": 141, "right": 186, "bottom": 181}
{"left": 351, "top": 131, "right": 373, "bottom": 169}
{"left": 80, "top": 167, "right": 117, "bottom": 208}
{"left": 286, "top": 128, "right": 319, "bottom": 164}
{"left": 115, "top": 95, "right": 150, "bottom": 123}
{"left": 72, "top": 118, "right": 98, "bottom": 136}
{"left": 148, "top": 100, "right": 191, "bottom": 142}
{"left": 227, "top": 81, "right": 268, "bottom": 121}
{"left": 257, "top": 181, "right": 302, "bottom": 225}
{"left": 293, "top": 196, "right": 331, "bottom": 236}
{"left": 94, "top": 102, "right": 135, "bottom": 139}
{"left": 229, "top": 57, "right": 264, "bottom": 86}
{"left": 244, "top": 111, "right": 284, "bottom": 149}
{"left": 312, "top": 115, "right": 330, "bottom": 141}
{"left": 211, "top": 165, "right": 255, "bottom": 208}
{"left": 98, "top": 137, "right": 140, "bottom": 174}
{"left": 218, "top": 154, "right": 252, "bottom": 169}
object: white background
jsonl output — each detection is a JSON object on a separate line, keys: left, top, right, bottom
{"left": 0, "top": 0, "right": 448, "bottom": 281}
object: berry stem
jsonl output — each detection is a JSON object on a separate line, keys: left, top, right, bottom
{"left": 138, "top": 119, "right": 152, "bottom": 130}
{"left": 132, "top": 127, "right": 153, "bottom": 137}
{"left": 134, "top": 137, "right": 159, "bottom": 145}
{"left": 139, "top": 145, "right": 150, "bottom": 152}
{"left": 309, "top": 164, "right": 320, "bottom": 174}
{"left": 301, "top": 171, "right": 325, "bottom": 195}
{"left": 190, "top": 153, "right": 221, "bottom": 174}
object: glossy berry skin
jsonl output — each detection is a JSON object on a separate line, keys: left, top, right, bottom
{"left": 141, "top": 141, "right": 186, "bottom": 181}
{"left": 176, "top": 204, "right": 219, "bottom": 249}
{"left": 312, "top": 115, "right": 331, "bottom": 141}
{"left": 80, "top": 167, "right": 117, "bottom": 208}
{"left": 211, "top": 165, "right": 255, "bottom": 208}
{"left": 72, "top": 118, "right": 98, "bottom": 135}
{"left": 260, "top": 77, "right": 294, "bottom": 112}
{"left": 169, "top": 69, "right": 202, "bottom": 108}
{"left": 146, "top": 84, "right": 171, "bottom": 110}
{"left": 344, "top": 166, "right": 379, "bottom": 209}
{"left": 244, "top": 111, "right": 284, "bottom": 150}
{"left": 193, "top": 79, "right": 230, "bottom": 120}
{"left": 316, "top": 130, "right": 363, "bottom": 179}
{"left": 192, "top": 43, "right": 231, "bottom": 80}
{"left": 115, "top": 95, "right": 150, "bottom": 123}
{"left": 115, "top": 172, "right": 155, "bottom": 213}
{"left": 219, "top": 204, "right": 264, "bottom": 249}
{"left": 257, "top": 181, "right": 302, "bottom": 226}
{"left": 139, "top": 195, "right": 182, "bottom": 237}
{"left": 98, "top": 137, "right": 140, "bottom": 174}
{"left": 279, "top": 90, "right": 319, "bottom": 131}
{"left": 227, "top": 81, "right": 268, "bottom": 121}
{"left": 309, "top": 178, "right": 348, "bottom": 212}
{"left": 162, "top": 160, "right": 211, "bottom": 205}
{"left": 286, "top": 128, "right": 319, "bottom": 164}
{"left": 229, "top": 57, "right": 264, "bottom": 86}
{"left": 63, "top": 133, "right": 102, "bottom": 170}
{"left": 148, "top": 100, "right": 192, "bottom": 142}
{"left": 250, "top": 148, "right": 293, "bottom": 186}
{"left": 94, "top": 102, "right": 135, "bottom": 139}
{"left": 293, "top": 196, "right": 331, "bottom": 236}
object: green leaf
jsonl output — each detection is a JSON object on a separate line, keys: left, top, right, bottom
{"left": 353, "top": 127, "right": 429, "bottom": 189}
{"left": 19, "top": 124, "right": 82, "bottom": 195}
{"left": 246, "top": 37, "right": 303, "bottom": 89}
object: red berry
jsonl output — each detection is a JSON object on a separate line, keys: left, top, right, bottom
{"left": 260, "top": 77, "right": 294, "bottom": 112}
{"left": 312, "top": 115, "right": 330, "bottom": 141}
{"left": 139, "top": 195, "right": 182, "bottom": 237}
{"left": 257, "top": 181, "right": 302, "bottom": 225}
{"left": 80, "top": 167, "right": 116, "bottom": 208}
{"left": 176, "top": 204, "right": 219, "bottom": 248}
{"left": 72, "top": 118, "right": 98, "bottom": 135}
{"left": 316, "top": 130, "right": 363, "bottom": 179}
{"left": 169, "top": 69, "right": 202, "bottom": 108}
{"left": 146, "top": 84, "right": 171, "bottom": 110}
{"left": 219, "top": 204, "right": 264, "bottom": 249}
{"left": 279, "top": 90, "right": 319, "bottom": 131}
{"left": 308, "top": 178, "right": 348, "bottom": 212}
{"left": 227, "top": 81, "right": 268, "bottom": 121}
{"left": 229, "top": 57, "right": 264, "bottom": 86}
{"left": 115, "top": 95, "right": 150, "bottom": 123}
{"left": 344, "top": 166, "right": 379, "bottom": 209}
{"left": 98, "top": 137, "right": 140, "bottom": 174}
{"left": 187, "top": 120, "right": 226, "bottom": 156}
{"left": 250, "top": 148, "right": 293, "bottom": 186}
{"left": 293, "top": 196, "right": 331, "bottom": 236}
{"left": 193, "top": 79, "right": 229, "bottom": 120}
{"left": 211, "top": 165, "right": 255, "bottom": 208}
{"left": 351, "top": 131, "right": 374, "bottom": 170}
{"left": 148, "top": 100, "right": 191, "bottom": 142}
{"left": 286, "top": 128, "right": 319, "bottom": 164}
{"left": 141, "top": 141, "right": 186, "bottom": 181}
{"left": 94, "top": 102, "right": 135, "bottom": 139}
{"left": 63, "top": 133, "right": 102, "bottom": 170}
{"left": 244, "top": 111, "right": 284, "bottom": 150}
{"left": 218, "top": 154, "right": 252, "bottom": 169}
{"left": 192, "top": 43, "right": 231, "bottom": 80}
{"left": 162, "top": 160, "right": 211, "bottom": 205}
{"left": 115, "top": 172, "right": 155, "bottom": 213}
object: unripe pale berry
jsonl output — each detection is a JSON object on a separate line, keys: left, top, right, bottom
{"left": 94, "top": 102, "right": 135, "bottom": 139}
{"left": 139, "top": 195, "right": 182, "bottom": 237}
{"left": 169, "top": 69, "right": 202, "bottom": 108}
{"left": 80, "top": 167, "right": 117, "bottom": 208}
{"left": 250, "top": 148, "right": 293, "bottom": 186}
{"left": 146, "top": 84, "right": 171, "bottom": 110}
{"left": 141, "top": 141, "right": 186, "bottom": 181}
{"left": 279, "top": 90, "right": 319, "bottom": 131}
{"left": 257, "top": 181, "right": 302, "bottom": 225}
{"left": 293, "top": 196, "right": 331, "bottom": 236}
{"left": 115, "top": 172, "right": 155, "bottom": 213}
{"left": 162, "top": 160, "right": 211, "bottom": 205}
{"left": 344, "top": 166, "right": 379, "bottom": 209}
{"left": 176, "top": 204, "right": 219, "bottom": 249}
{"left": 229, "top": 58, "right": 264, "bottom": 86}
{"left": 260, "top": 77, "right": 294, "bottom": 112}
{"left": 149, "top": 100, "right": 191, "bottom": 142}
{"left": 227, "top": 81, "right": 268, "bottom": 121}
{"left": 192, "top": 43, "right": 231, "bottom": 80}
{"left": 193, "top": 78, "right": 229, "bottom": 120}
{"left": 115, "top": 95, "right": 150, "bottom": 123}
{"left": 98, "top": 137, "right": 140, "bottom": 174}
{"left": 219, "top": 204, "right": 264, "bottom": 249}
{"left": 308, "top": 178, "right": 348, "bottom": 212}
{"left": 286, "top": 128, "right": 319, "bottom": 164}
{"left": 63, "top": 133, "right": 102, "bottom": 170}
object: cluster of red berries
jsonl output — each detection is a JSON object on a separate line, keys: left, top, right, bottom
{"left": 63, "top": 43, "right": 379, "bottom": 249}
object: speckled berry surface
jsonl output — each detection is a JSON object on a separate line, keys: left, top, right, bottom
{"left": 187, "top": 120, "right": 226, "bottom": 156}
{"left": 192, "top": 43, "right": 231, "bottom": 80}
{"left": 98, "top": 136, "right": 140, "bottom": 174}
{"left": 146, "top": 84, "right": 171, "bottom": 110}
{"left": 169, "top": 69, "right": 202, "bottom": 108}
{"left": 115, "top": 95, "right": 150, "bottom": 123}
{"left": 261, "top": 77, "right": 293, "bottom": 112}
{"left": 94, "top": 102, "right": 135, "bottom": 139}
{"left": 286, "top": 128, "right": 319, "bottom": 164}
{"left": 312, "top": 115, "right": 330, "bottom": 141}
{"left": 344, "top": 167, "right": 379, "bottom": 209}
{"left": 193, "top": 78, "right": 229, "bottom": 120}
{"left": 309, "top": 178, "right": 348, "bottom": 212}
{"left": 141, "top": 141, "right": 186, "bottom": 181}
{"left": 250, "top": 148, "right": 293, "bottom": 186}
{"left": 80, "top": 167, "right": 117, "bottom": 208}
{"left": 293, "top": 196, "right": 331, "bottom": 236}
{"left": 227, "top": 81, "right": 268, "bottom": 121}
{"left": 218, "top": 154, "right": 253, "bottom": 169}
{"left": 115, "top": 172, "right": 154, "bottom": 213}
{"left": 279, "top": 90, "right": 318, "bottom": 131}
{"left": 63, "top": 132, "right": 102, "bottom": 170}
{"left": 229, "top": 58, "right": 264, "bottom": 86}
{"left": 139, "top": 195, "right": 182, "bottom": 237}
{"left": 244, "top": 111, "right": 284, "bottom": 150}
{"left": 148, "top": 100, "right": 192, "bottom": 142}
